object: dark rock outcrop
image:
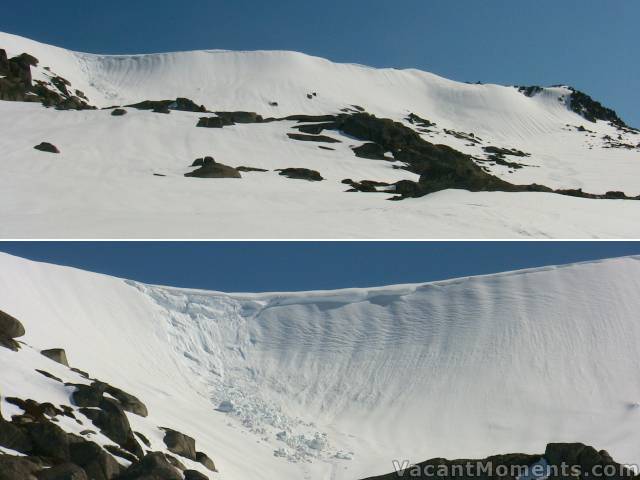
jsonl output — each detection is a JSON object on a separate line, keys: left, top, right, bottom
{"left": 127, "top": 98, "right": 207, "bottom": 113}
{"left": 69, "top": 440, "right": 122, "bottom": 480}
{"left": 117, "top": 452, "right": 182, "bottom": 480}
{"left": 544, "top": 443, "right": 635, "bottom": 480}
{"left": 0, "top": 454, "right": 41, "bottom": 480}
{"left": 41, "top": 348, "right": 69, "bottom": 367}
{"left": 287, "top": 133, "right": 341, "bottom": 143}
{"left": 161, "top": 428, "right": 197, "bottom": 461}
{"left": 34, "top": 142, "right": 60, "bottom": 154}
{"left": 72, "top": 381, "right": 147, "bottom": 418}
{"left": 37, "top": 463, "right": 88, "bottom": 480}
{"left": 80, "top": 398, "right": 142, "bottom": 457}
{"left": 0, "top": 309, "right": 25, "bottom": 351}
{"left": 185, "top": 158, "right": 241, "bottom": 179}
{"left": 0, "top": 49, "right": 93, "bottom": 110}
{"left": 284, "top": 114, "right": 338, "bottom": 123}
{"left": 214, "top": 111, "right": 263, "bottom": 124}
{"left": 352, "top": 143, "right": 390, "bottom": 160}
{"left": 111, "top": 109, "right": 127, "bottom": 116}
{"left": 276, "top": 168, "right": 324, "bottom": 181}
{"left": 362, "top": 443, "right": 635, "bottom": 480}
{"left": 196, "top": 117, "right": 230, "bottom": 128}
{"left": 567, "top": 87, "right": 633, "bottom": 130}
{"left": 0, "top": 310, "right": 25, "bottom": 338}
{"left": 184, "top": 470, "right": 209, "bottom": 480}
{"left": 517, "top": 85, "right": 544, "bottom": 97}
{"left": 342, "top": 179, "right": 391, "bottom": 193}
{"left": 236, "top": 166, "right": 268, "bottom": 172}
{"left": 196, "top": 451, "right": 216, "bottom": 472}
{"left": 0, "top": 416, "right": 33, "bottom": 452}
{"left": 294, "top": 122, "right": 338, "bottom": 135}
{"left": 23, "top": 419, "right": 71, "bottom": 461}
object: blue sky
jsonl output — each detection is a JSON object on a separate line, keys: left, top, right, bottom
{"left": 1, "top": 242, "right": 639, "bottom": 292}
{"left": 2, "top": 0, "right": 638, "bottom": 127}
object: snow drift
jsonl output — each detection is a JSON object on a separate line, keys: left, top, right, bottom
{"left": 1, "top": 31, "right": 639, "bottom": 238}
{"left": 1, "top": 252, "right": 640, "bottom": 479}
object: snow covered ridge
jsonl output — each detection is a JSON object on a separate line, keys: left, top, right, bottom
{"left": 1, "top": 31, "right": 640, "bottom": 237}
{"left": 2, "top": 252, "right": 640, "bottom": 480}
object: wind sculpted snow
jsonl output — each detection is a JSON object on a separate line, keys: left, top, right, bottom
{"left": 1, "top": 253, "right": 640, "bottom": 479}
{"left": 0, "top": 31, "right": 639, "bottom": 238}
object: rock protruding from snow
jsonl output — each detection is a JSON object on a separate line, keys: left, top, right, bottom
{"left": 33, "top": 142, "right": 60, "bottom": 154}
{"left": 196, "top": 451, "right": 216, "bottom": 472}
{"left": 40, "top": 348, "right": 69, "bottom": 367}
{"left": 185, "top": 158, "right": 241, "bottom": 179}
{"left": 79, "top": 398, "right": 143, "bottom": 458}
{"left": 276, "top": 168, "right": 323, "bottom": 181}
{"left": 0, "top": 309, "right": 25, "bottom": 351}
{"left": 161, "top": 428, "right": 197, "bottom": 461}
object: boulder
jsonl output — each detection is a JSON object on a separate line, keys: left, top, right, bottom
{"left": 41, "top": 348, "right": 69, "bottom": 367}
{"left": 276, "top": 168, "right": 323, "bottom": 182}
{"left": 71, "top": 384, "right": 105, "bottom": 408}
{"left": 117, "top": 452, "right": 182, "bottom": 480}
{"left": 72, "top": 382, "right": 147, "bottom": 417}
{"left": 104, "top": 444, "right": 138, "bottom": 463}
{"left": 184, "top": 470, "right": 209, "bottom": 480}
{"left": 161, "top": 428, "right": 197, "bottom": 461}
{"left": 196, "top": 451, "right": 216, "bottom": 472}
{"left": 0, "top": 454, "right": 41, "bottom": 480}
{"left": 80, "top": 398, "right": 142, "bottom": 457}
{"left": 34, "top": 142, "right": 60, "bottom": 154}
{"left": 165, "top": 454, "right": 186, "bottom": 471}
{"left": 185, "top": 161, "right": 241, "bottom": 179}
{"left": 134, "top": 432, "right": 151, "bottom": 448}
{"left": 0, "top": 417, "right": 33, "bottom": 453}
{"left": 23, "top": 419, "right": 71, "bottom": 461}
{"left": 0, "top": 337, "right": 20, "bottom": 351}
{"left": 101, "top": 385, "right": 147, "bottom": 418}
{"left": 69, "top": 440, "right": 122, "bottom": 480}
{"left": 0, "top": 309, "right": 25, "bottom": 338}
{"left": 37, "top": 463, "right": 88, "bottom": 480}
{"left": 111, "top": 109, "right": 127, "bottom": 116}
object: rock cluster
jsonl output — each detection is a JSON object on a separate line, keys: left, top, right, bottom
{"left": 127, "top": 98, "right": 208, "bottom": 113}
{"left": 0, "top": 313, "right": 217, "bottom": 480}
{"left": 363, "top": 443, "right": 635, "bottom": 480}
{"left": 0, "top": 48, "right": 94, "bottom": 110}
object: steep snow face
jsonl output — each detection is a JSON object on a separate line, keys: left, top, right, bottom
{"left": 1, "top": 253, "right": 640, "bottom": 480}
{"left": 1, "top": 31, "right": 639, "bottom": 238}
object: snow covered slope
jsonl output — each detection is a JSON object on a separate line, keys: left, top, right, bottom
{"left": 0, "top": 31, "right": 639, "bottom": 238}
{"left": 2, "top": 252, "right": 640, "bottom": 480}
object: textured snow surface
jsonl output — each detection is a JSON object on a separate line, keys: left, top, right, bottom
{"left": 1, "top": 252, "right": 640, "bottom": 479}
{"left": 0, "top": 31, "right": 639, "bottom": 238}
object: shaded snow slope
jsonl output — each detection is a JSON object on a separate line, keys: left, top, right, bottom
{"left": 1, "top": 252, "right": 640, "bottom": 479}
{"left": 0, "top": 31, "right": 639, "bottom": 238}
